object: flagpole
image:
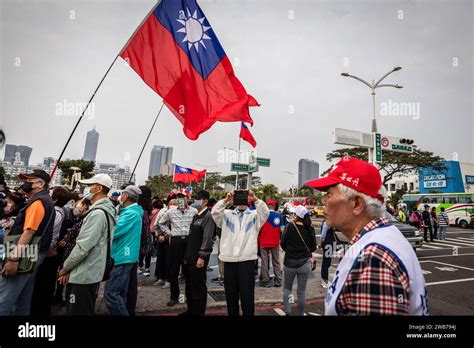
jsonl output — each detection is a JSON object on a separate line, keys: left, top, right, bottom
{"left": 128, "top": 103, "right": 165, "bottom": 184}
{"left": 50, "top": 3, "right": 161, "bottom": 179}
{"left": 236, "top": 135, "right": 241, "bottom": 189}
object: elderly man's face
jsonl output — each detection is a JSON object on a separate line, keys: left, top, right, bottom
{"left": 322, "top": 186, "right": 355, "bottom": 232}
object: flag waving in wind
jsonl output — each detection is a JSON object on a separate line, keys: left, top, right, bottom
{"left": 173, "top": 164, "right": 206, "bottom": 183}
{"left": 121, "top": 0, "right": 259, "bottom": 140}
{"left": 239, "top": 122, "right": 257, "bottom": 148}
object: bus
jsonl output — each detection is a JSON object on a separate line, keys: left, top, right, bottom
{"left": 402, "top": 193, "right": 474, "bottom": 228}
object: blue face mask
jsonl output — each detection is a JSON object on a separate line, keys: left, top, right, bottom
{"left": 192, "top": 199, "right": 202, "bottom": 209}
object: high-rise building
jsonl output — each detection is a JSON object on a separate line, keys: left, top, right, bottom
{"left": 43, "top": 157, "right": 56, "bottom": 168}
{"left": 148, "top": 145, "right": 173, "bottom": 178}
{"left": 93, "top": 163, "right": 135, "bottom": 190}
{"left": 298, "top": 159, "right": 319, "bottom": 188}
{"left": 3, "top": 144, "right": 33, "bottom": 167}
{"left": 83, "top": 128, "right": 99, "bottom": 162}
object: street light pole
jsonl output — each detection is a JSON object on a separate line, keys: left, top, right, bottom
{"left": 224, "top": 147, "right": 242, "bottom": 189}
{"left": 341, "top": 67, "right": 403, "bottom": 164}
{"left": 195, "top": 163, "right": 217, "bottom": 190}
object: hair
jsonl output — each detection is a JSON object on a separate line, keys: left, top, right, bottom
{"left": 207, "top": 198, "right": 217, "bottom": 208}
{"left": 138, "top": 185, "right": 153, "bottom": 213}
{"left": 5, "top": 192, "right": 25, "bottom": 210}
{"left": 337, "top": 183, "right": 386, "bottom": 219}
{"left": 69, "top": 192, "right": 81, "bottom": 202}
{"left": 52, "top": 186, "right": 71, "bottom": 207}
{"left": 126, "top": 192, "right": 139, "bottom": 203}
{"left": 101, "top": 185, "right": 110, "bottom": 195}
{"left": 153, "top": 199, "right": 164, "bottom": 209}
{"left": 440, "top": 207, "right": 445, "bottom": 212}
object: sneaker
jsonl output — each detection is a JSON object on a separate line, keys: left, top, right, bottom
{"left": 260, "top": 281, "right": 272, "bottom": 288}
{"left": 211, "top": 277, "right": 221, "bottom": 282}
{"left": 143, "top": 269, "right": 151, "bottom": 277}
{"left": 274, "top": 279, "right": 281, "bottom": 287}
{"left": 321, "top": 280, "right": 329, "bottom": 288}
{"left": 138, "top": 267, "right": 144, "bottom": 274}
{"left": 161, "top": 282, "right": 170, "bottom": 289}
{"left": 154, "top": 279, "right": 165, "bottom": 287}
{"left": 206, "top": 266, "right": 213, "bottom": 272}
{"left": 167, "top": 299, "right": 178, "bottom": 307}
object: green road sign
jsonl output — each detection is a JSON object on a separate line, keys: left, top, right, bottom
{"left": 391, "top": 144, "right": 413, "bottom": 153}
{"left": 231, "top": 163, "right": 249, "bottom": 172}
{"left": 375, "top": 133, "right": 382, "bottom": 163}
{"left": 256, "top": 157, "right": 270, "bottom": 167}
{"left": 249, "top": 163, "right": 258, "bottom": 173}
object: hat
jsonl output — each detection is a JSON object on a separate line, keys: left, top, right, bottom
{"left": 306, "top": 157, "right": 384, "bottom": 202}
{"left": 79, "top": 174, "right": 113, "bottom": 189}
{"left": 111, "top": 191, "right": 120, "bottom": 197}
{"left": 195, "top": 190, "right": 210, "bottom": 200}
{"left": 18, "top": 169, "right": 51, "bottom": 184}
{"left": 290, "top": 205, "right": 308, "bottom": 219}
{"left": 266, "top": 199, "right": 276, "bottom": 206}
{"left": 123, "top": 185, "right": 142, "bottom": 199}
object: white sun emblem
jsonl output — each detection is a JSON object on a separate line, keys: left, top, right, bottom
{"left": 273, "top": 217, "right": 281, "bottom": 226}
{"left": 176, "top": 8, "right": 212, "bottom": 52}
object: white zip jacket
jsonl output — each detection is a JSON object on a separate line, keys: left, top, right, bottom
{"left": 211, "top": 199, "right": 270, "bottom": 262}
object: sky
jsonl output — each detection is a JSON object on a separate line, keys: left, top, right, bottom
{"left": 1, "top": 0, "right": 473, "bottom": 190}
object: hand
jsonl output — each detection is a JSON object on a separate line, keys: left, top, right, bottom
{"left": 58, "top": 273, "right": 70, "bottom": 285}
{"left": 58, "top": 268, "right": 68, "bottom": 277}
{"left": 225, "top": 191, "right": 234, "bottom": 204}
{"left": 1, "top": 260, "right": 19, "bottom": 277}
{"left": 58, "top": 240, "right": 66, "bottom": 248}
{"left": 158, "top": 235, "right": 165, "bottom": 243}
{"left": 196, "top": 258, "right": 205, "bottom": 268}
{"left": 248, "top": 190, "right": 257, "bottom": 202}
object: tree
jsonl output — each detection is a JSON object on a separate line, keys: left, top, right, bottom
{"left": 324, "top": 147, "right": 446, "bottom": 185}
{"left": 58, "top": 159, "right": 95, "bottom": 184}
{"left": 145, "top": 175, "right": 174, "bottom": 199}
{"left": 255, "top": 184, "right": 280, "bottom": 202}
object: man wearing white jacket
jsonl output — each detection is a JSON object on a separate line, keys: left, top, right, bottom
{"left": 211, "top": 190, "right": 269, "bottom": 316}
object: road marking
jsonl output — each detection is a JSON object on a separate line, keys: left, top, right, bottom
{"left": 442, "top": 238, "right": 474, "bottom": 247}
{"left": 274, "top": 308, "right": 286, "bottom": 316}
{"left": 419, "top": 260, "right": 474, "bottom": 271}
{"left": 308, "top": 312, "right": 321, "bottom": 316}
{"left": 418, "top": 252, "right": 474, "bottom": 259}
{"left": 426, "top": 278, "right": 474, "bottom": 286}
{"left": 419, "top": 244, "right": 443, "bottom": 249}
{"left": 429, "top": 241, "right": 470, "bottom": 248}
{"left": 454, "top": 237, "right": 474, "bottom": 242}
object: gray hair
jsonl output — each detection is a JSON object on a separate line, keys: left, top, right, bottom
{"left": 336, "top": 183, "right": 387, "bottom": 219}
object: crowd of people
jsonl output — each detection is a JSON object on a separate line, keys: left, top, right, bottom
{"left": 0, "top": 157, "right": 432, "bottom": 316}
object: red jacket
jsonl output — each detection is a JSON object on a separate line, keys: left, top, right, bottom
{"left": 258, "top": 211, "right": 284, "bottom": 248}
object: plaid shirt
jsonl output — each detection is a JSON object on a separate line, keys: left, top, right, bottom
{"left": 336, "top": 217, "right": 410, "bottom": 315}
{"left": 158, "top": 206, "right": 198, "bottom": 237}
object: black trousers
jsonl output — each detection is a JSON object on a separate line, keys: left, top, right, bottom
{"left": 139, "top": 252, "right": 152, "bottom": 269}
{"left": 127, "top": 262, "right": 138, "bottom": 316}
{"left": 183, "top": 260, "right": 208, "bottom": 315}
{"left": 66, "top": 282, "right": 100, "bottom": 316}
{"left": 224, "top": 260, "right": 256, "bottom": 316}
{"left": 321, "top": 242, "right": 333, "bottom": 281}
{"left": 424, "top": 224, "right": 433, "bottom": 242}
{"left": 31, "top": 255, "right": 60, "bottom": 315}
{"left": 168, "top": 236, "right": 188, "bottom": 301}
{"left": 155, "top": 242, "right": 169, "bottom": 280}
{"left": 433, "top": 223, "right": 438, "bottom": 239}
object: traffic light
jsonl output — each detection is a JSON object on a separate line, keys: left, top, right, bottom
{"left": 399, "top": 138, "right": 414, "bottom": 145}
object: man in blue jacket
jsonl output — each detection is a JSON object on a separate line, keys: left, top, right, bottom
{"left": 104, "top": 185, "right": 143, "bottom": 316}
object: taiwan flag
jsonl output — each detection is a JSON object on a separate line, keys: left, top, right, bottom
{"left": 120, "top": 0, "right": 259, "bottom": 140}
{"left": 173, "top": 165, "right": 206, "bottom": 183}
{"left": 239, "top": 122, "right": 257, "bottom": 148}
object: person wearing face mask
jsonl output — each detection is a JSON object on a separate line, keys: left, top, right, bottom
{"left": 179, "top": 190, "right": 216, "bottom": 316}
{"left": 158, "top": 192, "right": 198, "bottom": 307}
{"left": 104, "top": 185, "right": 143, "bottom": 316}
{"left": 58, "top": 174, "right": 117, "bottom": 316}
{"left": 211, "top": 190, "right": 269, "bottom": 316}
{"left": 0, "top": 170, "right": 55, "bottom": 316}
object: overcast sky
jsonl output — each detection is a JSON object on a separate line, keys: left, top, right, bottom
{"left": 1, "top": 0, "right": 473, "bottom": 190}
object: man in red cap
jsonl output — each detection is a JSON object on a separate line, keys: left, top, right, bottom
{"left": 258, "top": 199, "right": 284, "bottom": 287}
{"left": 307, "top": 157, "right": 428, "bottom": 315}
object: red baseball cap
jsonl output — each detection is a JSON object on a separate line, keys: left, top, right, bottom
{"left": 266, "top": 199, "right": 276, "bottom": 206}
{"left": 306, "top": 157, "right": 384, "bottom": 202}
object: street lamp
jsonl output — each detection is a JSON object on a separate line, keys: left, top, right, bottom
{"left": 341, "top": 67, "right": 403, "bottom": 163}
{"left": 283, "top": 171, "right": 296, "bottom": 196}
{"left": 195, "top": 163, "right": 218, "bottom": 190}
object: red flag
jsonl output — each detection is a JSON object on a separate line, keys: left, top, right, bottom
{"left": 120, "top": 0, "right": 259, "bottom": 140}
{"left": 173, "top": 165, "right": 206, "bottom": 183}
{"left": 240, "top": 123, "right": 257, "bottom": 148}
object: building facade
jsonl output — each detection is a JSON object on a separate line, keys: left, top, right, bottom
{"left": 93, "top": 163, "right": 135, "bottom": 190}
{"left": 3, "top": 144, "right": 33, "bottom": 168}
{"left": 83, "top": 128, "right": 99, "bottom": 162}
{"left": 148, "top": 145, "right": 173, "bottom": 178}
{"left": 298, "top": 159, "right": 319, "bottom": 188}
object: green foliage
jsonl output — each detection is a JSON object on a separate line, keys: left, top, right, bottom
{"left": 58, "top": 159, "right": 95, "bottom": 183}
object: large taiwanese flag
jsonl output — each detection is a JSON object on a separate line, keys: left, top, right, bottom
{"left": 120, "top": 0, "right": 259, "bottom": 140}
{"left": 173, "top": 164, "right": 206, "bottom": 183}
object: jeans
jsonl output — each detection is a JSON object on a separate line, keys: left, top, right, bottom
{"left": 283, "top": 259, "right": 311, "bottom": 316}
{"left": 438, "top": 226, "right": 447, "bottom": 240}
{"left": 0, "top": 252, "right": 45, "bottom": 316}
{"left": 104, "top": 263, "right": 134, "bottom": 316}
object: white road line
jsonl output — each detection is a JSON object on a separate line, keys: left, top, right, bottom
{"left": 307, "top": 312, "right": 321, "bottom": 316}
{"left": 418, "top": 252, "right": 474, "bottom": 259}
{"left": 419, "top": 260, "right": 474, "bottom": 271}
{"left": 419, "top": 244, "right": 444, "bottom": 249}
{"left": 442, "top": 238, "right": 474, "bottom": 247}
{"left": 274, "top": 308, "right": 286, "bottom": 316}
{"left": 429, "top": 241, "right": 470, "bottom": 248}
{"left": 455, "top": 237, "right": 474, "bottom": 242}
{"left": 426, "top": 278, "right": 474, "bottom": 286}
